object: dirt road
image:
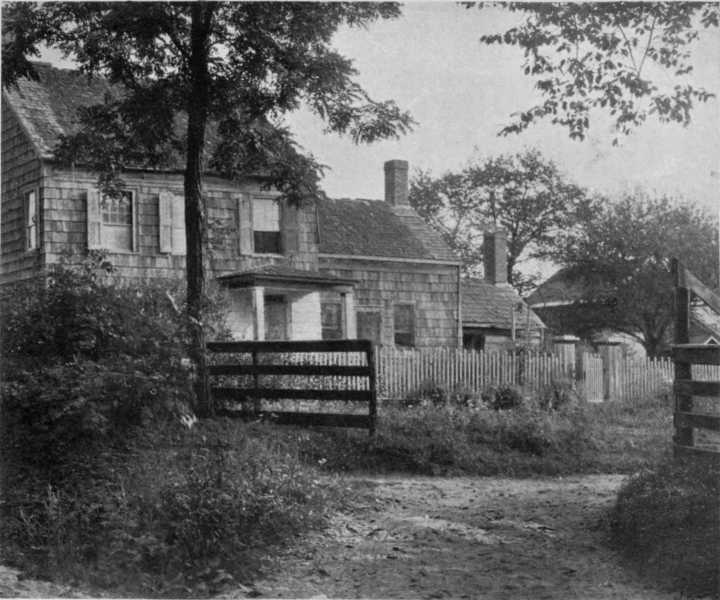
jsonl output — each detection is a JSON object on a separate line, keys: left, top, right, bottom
{"left": 229, "top": 474, "right": 683, "bottom": 600}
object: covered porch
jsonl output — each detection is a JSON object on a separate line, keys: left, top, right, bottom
{"left": 217, "top": 265, "right": 357, "bottom": 341}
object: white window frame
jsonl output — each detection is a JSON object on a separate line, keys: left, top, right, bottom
{"left": 252, "top": 196, "right": 282, "bottom": 255}
{"left": 24, "top": 188, "right": 39, "bottom": 251}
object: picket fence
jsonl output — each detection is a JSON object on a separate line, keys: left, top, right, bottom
{"left": 375, "top": 347, "right": 577, "bottom": 400}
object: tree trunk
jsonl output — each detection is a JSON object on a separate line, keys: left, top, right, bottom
{"left": 185, "top": 3, "right": 212, "bottom": 416}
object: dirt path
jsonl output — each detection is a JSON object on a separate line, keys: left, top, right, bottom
{"left": 226, "top": 474, "right": 681, "bottom": 600}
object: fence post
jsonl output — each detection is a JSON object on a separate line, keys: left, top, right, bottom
{"left": 598, "top": 341, "right": 622, "bottom": 401}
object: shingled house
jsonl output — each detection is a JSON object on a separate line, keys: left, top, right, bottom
{"left": 461, "top": 231, "right": 546, "bottom": 351}
{"left": 1, "top": 64, "right": 462, "bottom": 348}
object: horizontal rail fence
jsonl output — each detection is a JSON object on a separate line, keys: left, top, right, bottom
{"left": 375, "top": 347, "right": 575, "bottom": 400}
{"left": 207, "top": 340, "right": 377, "bottom": 433}
{"left": 673, "top": 259, "right": 720, "bottom": 459}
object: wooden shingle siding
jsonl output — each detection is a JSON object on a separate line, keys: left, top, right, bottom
{"left": 319, "top": 257, "right": 460, "bottom": 348}
{"left": 32, "top": 166, "right": 319, "bottom": 283}
{"left": 1, "top": 100, "right": 44, "bottom": 284}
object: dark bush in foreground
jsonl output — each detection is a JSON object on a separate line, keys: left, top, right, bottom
{"left": 610, "top": 459, "right": 720, "bottom": 598}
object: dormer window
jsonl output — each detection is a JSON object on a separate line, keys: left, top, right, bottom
{"left": 253, "top": 198, "right": 281, "bottom": 254}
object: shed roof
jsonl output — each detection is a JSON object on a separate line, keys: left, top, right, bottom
{"left": 462, "top": 278, "right": 545, "bottom": 330}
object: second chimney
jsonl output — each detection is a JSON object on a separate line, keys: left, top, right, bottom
{"left": 384, "top": 159, "right": 409, "bottom": 206}
{"left": 484, "top": 230, "right": 508, "bottom": 286}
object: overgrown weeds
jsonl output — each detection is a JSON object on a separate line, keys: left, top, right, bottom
{"left": 610, "top": 459, "right": 720, "bottom": 598}
{"left": 0, "top": 259, "right": 340, "bottom": 597}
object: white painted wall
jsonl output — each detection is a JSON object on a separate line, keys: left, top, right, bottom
{"left": 289, "top": 291, "right": 321, "bottom": 340}
{"left": 226, "top": 289, "right": 255, "bottom": 340}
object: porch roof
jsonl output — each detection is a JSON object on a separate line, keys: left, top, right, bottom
{"left": 217, "top": 264, "right": 357, "bottom": 289}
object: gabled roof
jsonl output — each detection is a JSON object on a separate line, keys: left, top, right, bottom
{"left": 462, "top": 278, "right": 545, "bottom": 330}
{"left": 317, "top": 197, "right": 458, "bottom": 262}
{"left": 525, "top": 267, "right": 608, "bottom": 307}
{"left": 3, "top": 63, "right": 117, "bottom": 159}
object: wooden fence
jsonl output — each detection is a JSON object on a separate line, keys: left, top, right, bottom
{"left": 672, "top": 259, "right": 720, "bottom": 459}
{"left": 375, "top": 347, "right": 575, "bottom": 400}
{"left": 207, "top": 339, "right": 377, "bottom": 433}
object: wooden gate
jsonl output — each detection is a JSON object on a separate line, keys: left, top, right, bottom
{"left": 579, "top": 352, "right": 603, "bottom": 403}
{"left": 672, "top": 259, "right": 720, "bottom": 460}
{"left": 207, "top": 339, "right": 377, "bottom": 434}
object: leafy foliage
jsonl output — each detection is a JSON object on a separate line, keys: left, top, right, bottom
{"left": 471, "top": 2, "right": 719, "bottom": 140}
{"left": 408, "top": 149, "right": 596, "bottom": 291}
{"left": 543, "top": 193, "right": 719, "bottom": 356}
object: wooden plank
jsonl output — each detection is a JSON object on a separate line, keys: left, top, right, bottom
{"left": 367, "top": 345, "right": 377, "bottom": 436}
{"left": 674, "top": 444, "right": 720, "bottom": 459}
{"left": 676, "top": 262, "right": 720, "bottom": 315}
{"left": 207, "top": 339, "right": 372, "bottom": 353}
{"left": 674, "top": 411, "right": 720, "bottom": 432}
{"left": 211, "top": 387, "right": 372, "bottom": 401}
{"left": 674, "top": 379, "right": 720, "bottom": 397}
{"left": 214, "top": 409, "right": 371, "bottom": 429}
{"left": 209, "top": 364, "right": 371, "bottom": 377}
{"left": 673, "top": 345, "right": 720, "bottom": 366}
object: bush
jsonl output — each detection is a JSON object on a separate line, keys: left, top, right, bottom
{"left": 401, "top": 380, "right": 481, "bottom": 409}
{"left": 610, "top": 459, "right": 720, "bottom": 597}
{"left": 482, "top": 385, "right": 525, "bottom": 410}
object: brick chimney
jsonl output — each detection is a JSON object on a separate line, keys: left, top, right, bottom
{"left": 484, "top": 230, "right": 508, "bottom": 285}
{"left": 384, "top": 159, "right": 409, "bottom": 206}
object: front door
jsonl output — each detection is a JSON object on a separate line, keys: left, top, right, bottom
{"left": 264, "top": 295, "right": 287, "bottom": 340}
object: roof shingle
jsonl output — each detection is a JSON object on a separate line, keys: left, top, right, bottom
{"left": 462, "top": 278, "right": 545, "bottom": 330}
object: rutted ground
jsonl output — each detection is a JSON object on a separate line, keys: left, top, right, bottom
{"left": 226, "top": 475, "right": 682, "bottom": 600}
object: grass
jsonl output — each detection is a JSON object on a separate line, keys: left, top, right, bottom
{"left": 610, "top": 458, "right": 720, "bottom": 598}
{"left": 0, "top": 418, "right": 347, "bottom": 598}
{"left": 272, "top": 390, "right": 675, "bottom": 477}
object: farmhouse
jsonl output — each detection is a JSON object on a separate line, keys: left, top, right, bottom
{"left": 1, "top": 63, "right": 465, "bottom": 347}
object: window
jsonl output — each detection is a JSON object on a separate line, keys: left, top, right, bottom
{"left": 100, "top": 191, "right": 133, "bottom": 251}
{"left": 24, "top": 189, "right": 38, "bottom": 250}
{"left": 357, "top": 310, "right": 382, "bottom": 346}
{"left": 253, "top": 198, "right": 281, "bottom": 254}
{"left": 321, "top": 302, "right": 343, "bottom": 340}
{"left": 393, "top": 304, "right": 415, "bottom": 347}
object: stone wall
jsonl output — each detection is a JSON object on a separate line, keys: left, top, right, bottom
{"left": 319, "top": 256, "right": 460, "bottom": 348}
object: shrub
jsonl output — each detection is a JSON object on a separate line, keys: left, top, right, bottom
{"left": 482, "top": 385, "right": 525, "bottom": 410}
{"left": 610, "top": 459, "right": 720, "bottom": 597}
{"left": 401, "top": 380, "right": 481, "bottom": 409}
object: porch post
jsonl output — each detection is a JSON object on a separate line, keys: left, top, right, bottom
{"left": 251, "top": 286, "right": 265, "bottom": 341}
{"left": 343, "top": 290, "right": 357, "bottom": 339}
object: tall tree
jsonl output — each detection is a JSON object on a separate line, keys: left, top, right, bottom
{"left": 2, "top": 2, "right": 414, "bottom": 415}
{"left": 546, "top": 193, "right": 719, "bottom": 356}
{"left": 409, "top": 149, "right": 596, "bottom": 293}
{"left": 472, "top": 2, "right": 719, "bottom": 141}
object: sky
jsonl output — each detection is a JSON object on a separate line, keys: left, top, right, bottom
{"left": 38, "top": 3, "right": 719, "bottom": 215}
{"left": 285, "top": 3, "right": 720, "bottom": 214}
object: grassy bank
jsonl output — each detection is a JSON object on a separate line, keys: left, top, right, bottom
{"left": 610, "top": 459, "right": 719, "bottom": 598}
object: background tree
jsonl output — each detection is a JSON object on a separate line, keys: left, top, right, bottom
{"left": 545, "top": 193, "right": 719, "bottom": 357}
{"left": 409, "top": 149, "right": 596, "bottom": 294}
{"left": 472, "top": 2, "right": 719, "bottom": 140}
{"left": 2, "top": 2, "right": 414, "bottom": 415}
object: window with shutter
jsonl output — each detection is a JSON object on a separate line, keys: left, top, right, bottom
{"left": 159, "top": 191, "right": 186, "bottom": 255}
{"left": 87, "top": 189, "right": 135, "bottom": 251}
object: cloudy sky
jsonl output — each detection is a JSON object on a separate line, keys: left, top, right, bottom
{"left": 286, "top": 3, "right": 719, "bottom": 213}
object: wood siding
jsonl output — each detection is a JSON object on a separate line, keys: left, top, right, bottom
{"left": 32, "top": 167, "right": 319, "bottom": 282}
{"left": 1, "top": 99, "right": 44, "bottom": 284}
{"left": 319, "top": 256, "right": 460, "bottom": 348}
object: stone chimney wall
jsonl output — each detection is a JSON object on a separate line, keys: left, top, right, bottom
{"left": 384, "top": 159, "right": 409, "bottom": 206}
{"left": 484, "top": 230, "right": 508, "bottom": 285}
